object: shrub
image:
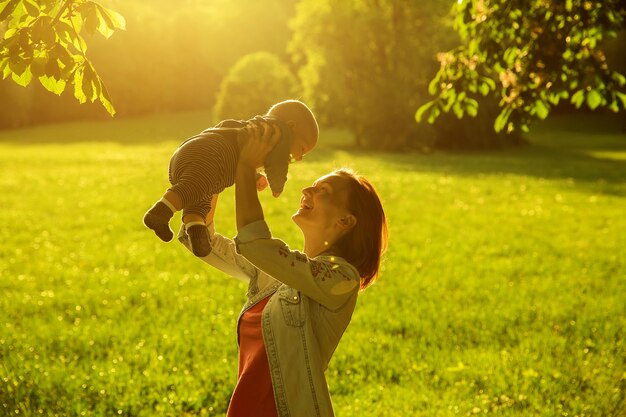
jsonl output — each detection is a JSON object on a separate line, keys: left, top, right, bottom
{"left": 214, "top": 52, "right": 298, "bottom": 121}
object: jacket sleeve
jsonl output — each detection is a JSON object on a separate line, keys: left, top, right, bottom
{"left": 234, "top": 220, "right": 360, "bottom": 310}
{"left": 178, "top": 223, "right": 258, "bottom": 282}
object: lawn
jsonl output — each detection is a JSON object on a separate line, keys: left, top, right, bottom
{"left": 0, "top": 111, "right": 624, "bottom": 416}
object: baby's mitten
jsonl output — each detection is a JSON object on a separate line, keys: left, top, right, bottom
{"left": 262, "top": 117, "right": 293, "bottom": 197}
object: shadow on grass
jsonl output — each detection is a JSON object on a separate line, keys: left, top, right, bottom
{"left": 2, "top": 110, "right": 624, "bottom": 194}
{"left": 309, "top": 113, "right": 626, "bottom": 195}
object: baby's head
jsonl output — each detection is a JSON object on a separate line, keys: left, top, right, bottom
{"left": 266, "top": 100, "right": 318, "bottom": 162}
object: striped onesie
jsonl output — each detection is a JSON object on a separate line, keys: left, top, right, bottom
{"left": 168, "top": 118, "right": 292, "bottom": 219}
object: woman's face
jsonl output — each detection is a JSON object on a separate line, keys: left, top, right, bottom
{"left": 292, "top": 174, "right": 351, "bottom": 234}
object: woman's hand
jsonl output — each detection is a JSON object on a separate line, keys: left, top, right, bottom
{"left": 239, "top": 117, "right": 281, "bottom": 170}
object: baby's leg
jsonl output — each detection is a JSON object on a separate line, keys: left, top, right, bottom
{"left": 143, "top": 190, "right": 183, "bottom": 242}
{"left": 183, "top": 197, "right": 212, "bottom": 257}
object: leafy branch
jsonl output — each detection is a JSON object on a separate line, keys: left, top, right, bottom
{"left": 416, "top": 0, "right": 626, "bottom": 135}
{"left": 0, "top": 0, "right": 125, "bottom": 116}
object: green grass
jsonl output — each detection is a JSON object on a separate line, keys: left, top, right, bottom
{"left": 1, "top": 111, "right": 624, "bottom": 416}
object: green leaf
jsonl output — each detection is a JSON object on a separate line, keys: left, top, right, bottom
{"left": 81, "top": 2, "right": 99, "bottom": 36}
{"left": 94, "top": 3, "right": 126, "bottom": 31}
{"left": 503, "top": 48, "right": 517, "bottom": 66}
{"left": 30, "top": 53, "right": 47, "bottom": 76}
{"left": 11, "top": 64, "right": 32, "bottom": 86}
{"left": 428, "top": 76, "right": 439, "bottom": 96}
{"left": 45, "top": 55, "right": 61, "bottom": 79}
{"left": 494, "top": 107, "right": 512, "bottom": 132}
{"left": 615, "top": 91, "right": 626, "bottom": 109}
{"left": 18, "top": 27, "right": 30, "bottom": 51}
{"left": 7, "top": 1, "right": 30, "bottom": 26}
{"left": 8, "top": 53, "right": 28, "bottom": 76}
{"left": 2, "top": 61, "right": 11, "bottom": 79}
{"left": 481, "top": 76, "right": 496, "bottom": 90}
{"left": 99, "top": 80, "right": 116, "bottom": 116}
{"left": 38, "top": 74, "right": 66, "bottom": 95}
{"left": 0, "top": 0, "right": 20, "bottom": 21}
{"left": 22, "top": 0, "right": 38, "bottom": 17}
{"left": 442, "top": 88, "right": 457, "bottom": 112}
{"left": 51, "top": 43, "right": 75, "bottom": 72}
{"left": 0, "top": 30, "right": 18, "bottom": 52}
{"left": 467, "top": 38, "right": 479, "bottom": 56}
{"left": 0, "top": 56, "right": 10, "bottom": 79}
{"left": 571, "top": 90, "right": 585, "bottom": 108}
{"left": 466, "top": 98, "right": 478, "bottom": 117}
{"left": 32, "top": 15, "right": 56, "bottom": 45}
{"left": 478, "top": 82, "right": 490, "bottom": 96}
{"left": 415, "top": 101, "right": 434, "bottom": 122}
{"left": 548, "top": 93, "right": 560, "bottom": 105}
{"left": 613, "top": 72, "right": 626, "bottom": 87}
{"left": 95, "top": 7, "right": 114, "bottom": 39}
{"left": 55, "top": 21, "right": 74, "bottom": 44}
{"left": 82, "top": 61, "right": 98, "bottom": 102}
{"left": 534, "top": 100, "right": 549, "bottom": 119}
{"left": 452, "top": 102, "right": 464, "bottom": 119}
{"left": 73, "top": 65, "right": 86, "bottom": 103}
{"left": 427, "top": 106, "right": 440, "bottom": 124}
{"left": 586, "top": 89, "right": 602, "bottom": 110}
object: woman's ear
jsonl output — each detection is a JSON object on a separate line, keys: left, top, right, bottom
{"left": 338, "top": 214, "right": 357, "bottom": 230}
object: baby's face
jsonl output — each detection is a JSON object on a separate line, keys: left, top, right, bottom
{"left": 290, "top": 136, "right": 311, "bottom": 163}
{"left": 265, "top": 111, "right": 317, "bottom": 162}
{"left": 289, "top": 126, "right": 317, "bottom": 163}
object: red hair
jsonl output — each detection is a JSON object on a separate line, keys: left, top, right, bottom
{"left": 332, "top": 169, "right": 388, "bottom": 290}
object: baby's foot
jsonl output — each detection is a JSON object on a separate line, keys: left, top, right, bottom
{"left": 187, "top": 224, "right": 212, "bottom": 257}
{"left": 143, "top": 201, "right": 174, "bottom": 242}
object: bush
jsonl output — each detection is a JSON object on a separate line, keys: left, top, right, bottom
{"left": 214, "top": 52, "right": 298, "bottom": 121}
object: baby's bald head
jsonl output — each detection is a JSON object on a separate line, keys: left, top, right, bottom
{"left": 267, "top": 100, "right": 318, "bottom": 160}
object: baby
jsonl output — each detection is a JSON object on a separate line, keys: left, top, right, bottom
{"left": 143, "top": 100, "right": 319, "bottom": 257}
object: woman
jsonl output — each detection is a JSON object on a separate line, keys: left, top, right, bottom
{"left": 178, "top": 120, "right": 387, "bottom": 416}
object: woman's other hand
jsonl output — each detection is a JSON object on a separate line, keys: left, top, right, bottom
{"left": 239, "top": 117, "right": 281, "bottom": 169}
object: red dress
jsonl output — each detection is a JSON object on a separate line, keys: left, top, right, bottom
{"left": 227, "top": 296, "right": 278, "bottom": 417}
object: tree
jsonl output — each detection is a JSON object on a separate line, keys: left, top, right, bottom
{"left": 289, "top": 0, "right": 453, "bottom": 150}
{"left": 214, "top": 51, "right": 297, "bottom": 120}
{"left": 417, "top": 0, "right": 626, "bottom": 138}
{"left": 0, "top": 0, "right": 125, "bottom": 115}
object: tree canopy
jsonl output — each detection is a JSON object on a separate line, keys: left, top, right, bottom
{"left": 0, "top": 0, "right": 125, "bottom": 115}
{"left": 417, "top": 0, "right": 626, "bottom": 135}
{"left": 290, "top": 0, "right": 452, "bottom": 150}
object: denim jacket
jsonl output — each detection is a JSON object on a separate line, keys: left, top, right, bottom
{"left": 177, "top": 220, "right": 360, "bottom": 417}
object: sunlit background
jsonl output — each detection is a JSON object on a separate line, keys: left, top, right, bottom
{"left": 1, "top": 1, "right": 625, "bottom": 416}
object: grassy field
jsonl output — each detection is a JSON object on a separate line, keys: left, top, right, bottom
{"left": 0, "top": 111, "right": 624, "bottom": 416}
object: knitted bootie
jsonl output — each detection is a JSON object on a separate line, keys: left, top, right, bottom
{"left": 187, "top": 224, "right": 212, "bottom": 257}
{"left": 143, "top": 201, "right": 174, "bottom": 242}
